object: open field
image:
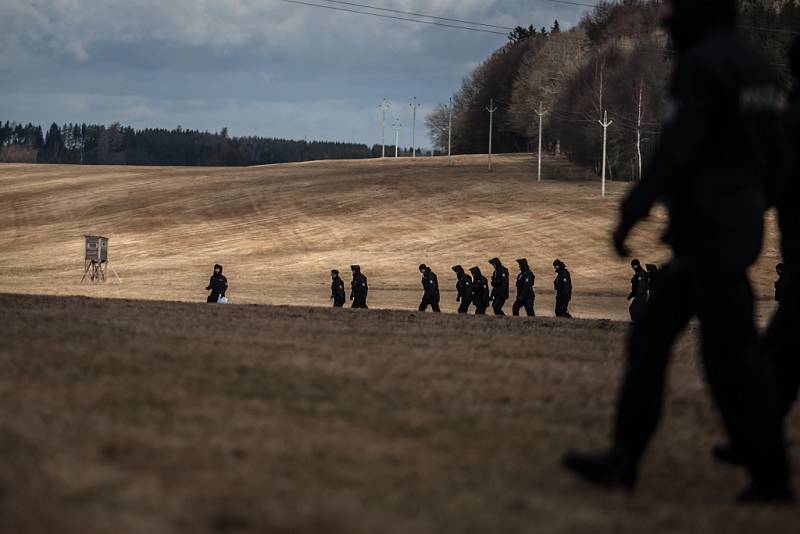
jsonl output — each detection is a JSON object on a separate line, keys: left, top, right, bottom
{"left": 0, "top": 155, "right": 783, "bottom": 322}
{"left": 1, "top": 292, "right": 799, "bottom": 534}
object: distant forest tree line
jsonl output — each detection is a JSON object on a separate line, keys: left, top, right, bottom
{"left": 0, "top": 121, "right": 421, "bottom": 166}
{"left": 427, "top": 0, "right": 800, "bottom": 181}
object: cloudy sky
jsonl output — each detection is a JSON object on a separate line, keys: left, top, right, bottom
{"left": 0, "top": 0, "right": 599, "bottom": 147}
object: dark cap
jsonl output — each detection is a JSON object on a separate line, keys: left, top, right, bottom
{"left": 489, "top": 257, "right": 501, "bottom": 265}
{"left": 350, "top": 264, "right": 360, "bottom": 272}
{"left": 331, "top": 269, "right": 339, "bottom": 275}
{"left": 631, "top": 259, "right": 641, "bottom": 267}
{"left": 213, "top": 264, "right": 223, "bottom": 271}
{"left": 419, "top": 264, "right": 428, "bottom": 271}
{"left": 553, "top": 259, "right": 563, "bottom": 267}
{"left": 451, "top": 265, "right": 464, "bottom": 273}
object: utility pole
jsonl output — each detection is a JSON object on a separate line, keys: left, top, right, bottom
{"left": 380, "top": 99, "right": 389, "bottom": 158}
{"left": 410, "top": 97, "right": 420, "bottom": 159}
{"left": 393, "top": 118, "right": 401, "bottom": 158}
{"left": 535, "top": 101, "right": 547, "bottom": 182}
{"left": 486, "top": 98, "right": 498, "bottom": 172}
{"left": 447, "top": 97, "right": 453, "bottom": 166}
{"left": 598, "top": 110, "right": 613, "bottom": 197}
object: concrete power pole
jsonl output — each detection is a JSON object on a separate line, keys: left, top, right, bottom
{"left": 486, "top": 98, "right": 498, "bottom": 172}
{"left": 598, "top": 110, "right": 613, "bottom": 197}
{"left": 380, "top": 99, "right": 389, "bottom": 159}
{"left": 393, "top": 118, "right": 401, "bottom": 158}
{"left": 535, "top": 101, "right": 547, "bottom": 182}
{"left": 410, "top": 97, "right": 420, "bottom": 160}
{"left": 448, "top": 97, "right": 453, "bottom": 166}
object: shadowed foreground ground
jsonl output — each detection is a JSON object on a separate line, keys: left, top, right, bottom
{"left": 1, "top": 293, "right": 798, "bottom": 534}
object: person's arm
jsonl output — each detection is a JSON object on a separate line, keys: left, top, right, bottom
{"left": 614, "top": 57, "right": 717, "bottom": 256}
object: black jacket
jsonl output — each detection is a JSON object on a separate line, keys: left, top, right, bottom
{"left": 554, "top": 268, "right": 572, "bottom": 297}
{"left": 617, "top": 24, "right": 783, "bottom": 270}
{"left": 455, "top": 272, "right": 474, "bottom": 302}
{"left": 629, "top": 269, "right": 648, "bottom": 301}
{"left": 351, "top": 272, "right": 368, "bottom": 299}
{"left": 421, "top": 268, "right": 440, "bottom": 300}
{"left": 490, "top": 263, "right": 510, "bottom": 299}
{"left": 516, "top": 262, "right": 535, "bottom": 301}
{"left": 331, "top": 277, "right": 346, "bottom": 301}
{"left": 470, "top": 269, "right": 490, "bottom": 307}
{"left": 206, "top": 272, "right": 228, "bottom": 296}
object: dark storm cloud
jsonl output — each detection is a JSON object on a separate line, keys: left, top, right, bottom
{"left": 0, "top": 0, "right": 600, "bottom": 145}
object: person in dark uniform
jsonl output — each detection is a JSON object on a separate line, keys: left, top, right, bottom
{"left": 206, "top": 264, "right": 228, "bottom": 303}
{"left": 562, "top": 0, "right": 792, "bottom": 504}
{"left": 553, "top": 259, "right": 573, "bottom": 318}
{"left": 452, "top": 265, "right": 473, "bottom": 314}
{"left": 512, "top": 258, "right": 535, "bottom": 317}
{"left": 330, "top": 269, "right": 346, "bottom": 308}
{"left": 418, "top": 264, "right": 441, "bottom": 313}
{"left": 470, "top": 266, "right": 490, "bottom": 315}
{"left": 350, "top": 265, "right": 368, "bottom": 309}
{"left": 627, "top": 259, "right": 648, "bottom": 321}
{"left": 645, "top": 264, "right": 660, "bottom": 302}
{"left": 489, "top": 257, "right": 510, "bottom": 316}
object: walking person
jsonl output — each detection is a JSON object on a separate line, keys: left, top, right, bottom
{"left": 206, "top": 264, "right": 228, "bottom": 303}
{"left": 452, "top": 265, "right": 474, "bottom": 314}
{"left": 563, "top": 0, "right": 792, "bottom": 503}
{"left": 512, "top": 258, "right": 535, "bottom": 317}
{"left": 489, "top": 257, "right": 510, "bottom": 316}
{"left": 553, "top": 259, "right": 573, "bottom": 318}
{"left": 350, "top": 265, "right": 369, "bottom": 309}
{"left": 470, "top": 266, "right": 490, "bottom": 315}
{"left": 627, "top": 259, "right": 648, "bottom": 321}
{"left": 418, "top": 264, "right": 441, "bottom": 313}
{"left": 330, "top": 269, "right": 346, "bottom": 308}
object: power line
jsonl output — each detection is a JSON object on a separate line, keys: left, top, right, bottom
{"left": 273, "top": 0, "right": 508, "bottom": 35}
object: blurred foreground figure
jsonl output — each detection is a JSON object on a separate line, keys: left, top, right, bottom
{"left": 512, "top": 258, "right": 535, "bottom": 317}
{"left": 553, "top": 260, "right": 573, "bottom": 318}
{"left": 206, "top": 264, "right": 228, "bottom": 303}
{"left": 350, "top": 265, "right": 368, "bottom": 309}
{"left": 645, "top": 263, "right": 660, "bottom": 302}
{"left": 489, "top": 257, "right": 510, "bottom": 315}
{"left": 330, "top": 270, "right": 346, "bottom": 308}
{"left": 418, "top": 264, "right": 441, "bottom": 313}
{"left": 470, "top": 267, "right": 490, "bottom": 315}
{"left": 765, "top": 38, "right": 800, "bottom": 419}
{"left": 563, "top": 0, "right": 792, "bottom": 504}
{"left": 627, "top": 259, "right": 648, "bottom": 321}
{"left": 452, "top": 265, "right": 473, "bottom": 314}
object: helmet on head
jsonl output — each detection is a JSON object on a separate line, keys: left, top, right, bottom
{"left": 350, "top": 265, "right": 361, "bottom": 273}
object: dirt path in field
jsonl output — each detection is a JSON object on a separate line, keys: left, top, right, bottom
{"left": 1, "top": 293, "right": 798, "bottom": 534}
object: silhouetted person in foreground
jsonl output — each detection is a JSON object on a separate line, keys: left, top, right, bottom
{"left": 766, "top": 38, "right": 800, "bottom": 419}
{"left": 452, "top": 265, "right": 473, "bottom": 314}
{"left": 645, "top": 264, "right": 660, "bottom": 302}
{"left": 563, "top": 0, "right": 792, "bottom": 504}
{"left": 350, "top": 265, "right": 368, "bottom": 309}
{"left": 330, "top": 269, "right": 346, "bottom": 308}
{"left": 512, "top": 258, "right": 535, "bottom": 317}
{"left": 489, "top": 257, "right": 510, "bottom": 316}
{"left": 206, "top": 264, "right": 228, "bottom": 303}
{"left": 553, "top": 259, "right": 573, "bottom": 318}
{"left": 418, "top": 264, "right": 441, "bottom": 313}
{"left": 470, "top": 266, "right": 490, "bottom": 315}
{"left": 627, "top": 259, "right": 648, "bottom": 321}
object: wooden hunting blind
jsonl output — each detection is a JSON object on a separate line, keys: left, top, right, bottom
{"left": 82, "top": 235, "right": 109, "bottom": 282}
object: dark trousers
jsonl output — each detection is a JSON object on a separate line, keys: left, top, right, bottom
{"left": 419, "top": 296, "right": 441, "bottom": 313}
{"left": 457, "top": 298, "right": 472, "bottom": 314}
{"left": 207, "top": 292, "right": 222, "bottom": 303}
{"left": 474, "top": 304, "right": 488, "bottom": 315}
{"left": 765, "top": 296, "right": 800, "bottom": 417}
{"left": 512, "top": 297, "right": 535, "bottom": 317}
{"left": 352, "top": 294, "right": 368, "bottom": 309}
{"left": 333, "top": 298, "right": 345, "bottom": 308}
{"left": 492, "top": 296, "right": 507, "bottom": 316}
{"left": 555, "top": 295, "right": 572, "bottom": 317}
{"left": 614, "top": 263, "right": 789, "bottom": 487}
{"left": 629, "top": 298, "right": 645, "bottom": 322}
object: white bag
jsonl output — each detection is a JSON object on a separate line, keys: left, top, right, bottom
{"left": 218, "top": 295, "right": 228, "bottom": 304}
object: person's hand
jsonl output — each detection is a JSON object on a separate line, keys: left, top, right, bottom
{"left": 612, "top": 225, "right": 631, "bottom": 258}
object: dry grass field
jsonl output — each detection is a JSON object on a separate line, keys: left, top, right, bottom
{"left": 0, "top": 155, "right": 782, "bottom": 321}
{"left": 1, "top": 293, "right": 799, "bottom": 534}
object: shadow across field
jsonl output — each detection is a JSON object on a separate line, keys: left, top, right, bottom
{"left": 0, "top": 293, "right": 798, "bottom": 533}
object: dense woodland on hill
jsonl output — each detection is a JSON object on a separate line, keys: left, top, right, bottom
{"left": 426, "top": 0, "right": 800, "bottom": 181}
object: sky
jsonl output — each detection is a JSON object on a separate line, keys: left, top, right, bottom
{"left": 0, "top": 0, "right": 600, "bottom": 147}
